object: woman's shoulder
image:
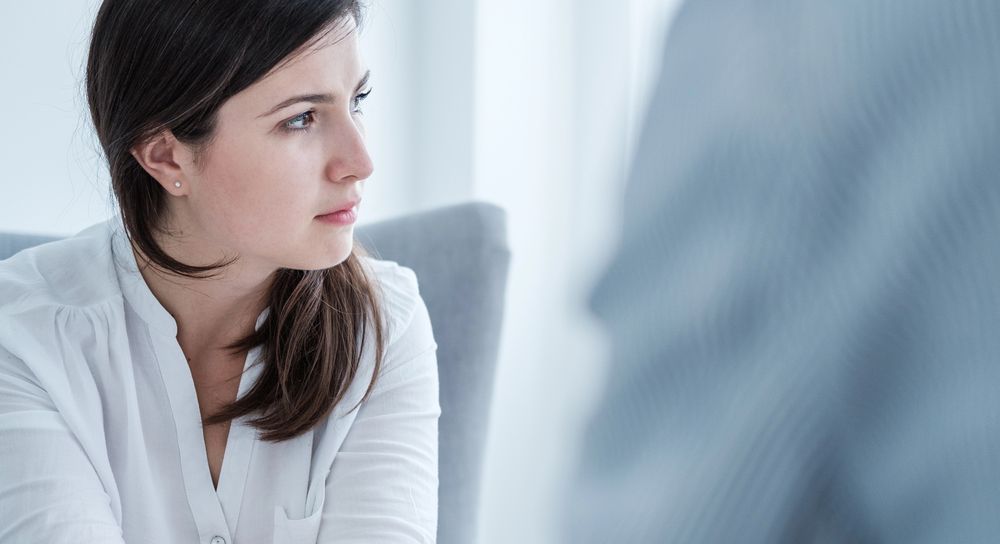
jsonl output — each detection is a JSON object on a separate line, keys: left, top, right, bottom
{"left": 360, "top": 255, "right": 421, "bottom": 295}
{"left": 0, "top": 218, "right": 120, "bottom": 322}
{"left": 358, "top": 256, "right": 429, "bottom": 345}
{"left": 0, "top": 219, "right": 123, "bottom": 400}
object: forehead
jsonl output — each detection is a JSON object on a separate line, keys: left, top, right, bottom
{"left": 225, "top": 18, "right": 363, "bottom": 111}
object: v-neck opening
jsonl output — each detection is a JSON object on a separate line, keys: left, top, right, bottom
{"left": 148, "top": 333, "right": 266, "bottom": 540}
{"left": 212, "top": 344, "right": 263, "bottom": 531}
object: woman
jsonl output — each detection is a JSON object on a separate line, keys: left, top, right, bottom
{"left": 0, "top": 1, "right": 440, "bottom": 542}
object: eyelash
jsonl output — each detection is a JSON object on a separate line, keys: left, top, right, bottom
{"left": 281, "top": 89, "right": 373, "bottom": 134}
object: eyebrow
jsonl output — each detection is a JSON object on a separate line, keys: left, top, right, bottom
{"left": 257, "top": 69, "right": 371, "bottom": 119}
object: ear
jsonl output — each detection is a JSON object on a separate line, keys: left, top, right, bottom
{"left": 129, "top": 130, "right": 193, "bottom": 195}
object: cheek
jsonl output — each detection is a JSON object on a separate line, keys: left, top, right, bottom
{"left": 194, "top": 138, "right": 317, "bottom": 245}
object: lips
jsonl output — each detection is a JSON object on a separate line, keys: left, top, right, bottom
{"left": 318, "top": 198, "right": 360, "bottom": 216}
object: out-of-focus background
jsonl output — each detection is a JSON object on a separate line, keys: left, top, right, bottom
{"left": 0, "top": 1, "right": 680, "bottom": 542}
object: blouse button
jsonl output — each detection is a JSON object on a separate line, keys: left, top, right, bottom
{"left": 210, "top": 537, "right": 226, "bottom": 544}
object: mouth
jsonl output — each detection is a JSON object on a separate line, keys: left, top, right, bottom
{"left": 317, "top": 198, "right": 360, "bottom": 217}
{"left": 316, "top": 198, "right": 360, "bottom": 225}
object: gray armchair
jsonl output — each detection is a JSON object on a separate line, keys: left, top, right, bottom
{"left": 0, "top": 200, "right": 510, "bottom": 544}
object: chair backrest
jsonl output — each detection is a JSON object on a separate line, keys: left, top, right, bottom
{"left": 0, "top": 231, "right": 59, "bottom": 259}
{"left": 0, "top": 200, "right": 511, "bottom": 544}
{"left": 356, "top": 201, "right": 510, "bottom": 544}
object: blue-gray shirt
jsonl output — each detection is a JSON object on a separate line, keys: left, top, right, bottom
{"left": 564, "top": 0, "right": 1000, "bottom": 541}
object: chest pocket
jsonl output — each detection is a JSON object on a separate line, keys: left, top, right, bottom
{"left": 273, "top": 504, "right": 323, "bottom": 544}
{"left": 272, "top": 481, "right": 327, "bottom": 544}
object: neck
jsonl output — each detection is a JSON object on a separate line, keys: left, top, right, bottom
{"left": 130, "top": 237, "right": 274, "bottom": 363}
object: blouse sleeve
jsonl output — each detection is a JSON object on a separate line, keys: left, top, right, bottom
{"left": 316, "top": 278, "right": 441, "bottom": 543}
{"left": 0, "top": 344, "right": 126, "bottom": 543}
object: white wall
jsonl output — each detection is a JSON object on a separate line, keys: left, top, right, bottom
{"left": 358, "top": 0, "right": 479, "bottom": 222}
{"left": 471, "top": 1, "right": 578, "bottom": 541}
{"left": 0, "top": 1, "right": 109, "bottom": 235}
{"left": 0, "top": 1, "right": 680, "bottom": 542}
{"left": 471, "top": 2, "right": 681, "bottom": 543}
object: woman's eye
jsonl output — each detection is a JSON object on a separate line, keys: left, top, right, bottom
{"left": 352, "top": 89, "right": 372, "bottom": 114}
{"left": 283, "top": 110, "right": 315, "bottom": 132}
{"left": 282, "top": 90, "right": 371, "bottom": 133}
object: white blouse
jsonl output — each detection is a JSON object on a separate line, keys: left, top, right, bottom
{"left": 0, "top": 216, "right": 440, "bottom": 544}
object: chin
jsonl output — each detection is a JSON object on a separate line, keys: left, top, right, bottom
{"left": 303, "top": 243, "right": 354, "bottom": 271}
{"left": 280, "top": 229, "right": 354, "bottom": 271}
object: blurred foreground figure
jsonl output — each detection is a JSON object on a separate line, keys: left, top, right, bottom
{"left": 563, "top": 0, "right": 1000, "bottom": 542}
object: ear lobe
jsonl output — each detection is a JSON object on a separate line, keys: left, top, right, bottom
{"left": 130, "top": 130, "right": 188, "bottom": 194}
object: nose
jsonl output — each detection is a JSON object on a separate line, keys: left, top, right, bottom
{"left": 326, "top": 116, "right": 374, "bottom": 183}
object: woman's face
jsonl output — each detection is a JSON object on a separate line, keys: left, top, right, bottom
{"left": 169, "top": 17, "right": 373, "bottom": 273}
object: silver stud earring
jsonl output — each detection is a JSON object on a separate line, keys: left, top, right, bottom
{"left": 174, "top": 181, "right": 182, "bottom": 188}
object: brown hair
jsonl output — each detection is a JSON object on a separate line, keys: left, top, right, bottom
{"left": 86, "top": 0, "right": 385, "bottom": 442}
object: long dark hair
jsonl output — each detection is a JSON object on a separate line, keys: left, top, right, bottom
{"left": 85, "top": 0, "right": 386, "bottom": 442}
